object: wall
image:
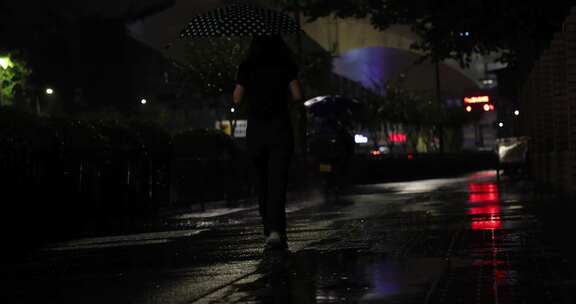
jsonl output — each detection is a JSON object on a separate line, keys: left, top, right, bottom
{"left": 518, "top": 8, "right": 576, "bottom": 194}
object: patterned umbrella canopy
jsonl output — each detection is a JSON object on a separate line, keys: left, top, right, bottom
{"left": 179, "top": 2, "right": 300, "bottom": 38}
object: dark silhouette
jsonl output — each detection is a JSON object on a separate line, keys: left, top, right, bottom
{"left": 233, "top": 35, "right": 303, "bottom": 250}
{"left": 307, "top": 116, "right": 355, "bottom": 196}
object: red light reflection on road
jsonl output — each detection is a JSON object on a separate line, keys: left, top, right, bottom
{"left": 468, "top": 182, "right": 501, "bottom": 230}
{"left": 471, "top": 213, "right": 502, "bottom": 230}
{"left": 469, "top": 183, "right": 498, "bottom": 194}
{"left": 467, "top": 180, "right": 513, "bottom": 302}
{"left": 469, "top": 192, "right": 499, "bottom": 204}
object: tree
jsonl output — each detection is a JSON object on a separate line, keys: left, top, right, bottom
{"left": 181, "top": 32, "right": 334, "bottom": 152}
{"left": 182, "top": 37, "right": 249, "bottom": 136}
{"left": 183, "top": 38, "right": 248, "bottom": 99}
{"left": 276, "top": 0, "right": 576, "bottom": 152}
{"left": 359, "top": 81, "right": 421, "bottom": 151}
{"left": 293, "top": 0, "right": 576, "bottom": 68}
{"left": 0, "top": 52, "right": 32, "bottom": 108}
{"left": 358, "top": 76, "right": 483, "bottom": 152}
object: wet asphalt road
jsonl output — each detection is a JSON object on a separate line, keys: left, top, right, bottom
{"left": 4, "top": 170, "right": 576, "bottom": 303}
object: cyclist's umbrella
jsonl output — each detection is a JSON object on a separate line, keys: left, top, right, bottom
{"left": 179, "top": 2, "right": 300, "bottom": 38}
{"left": 304, "top": 96, "right": 363, "bottom": 118}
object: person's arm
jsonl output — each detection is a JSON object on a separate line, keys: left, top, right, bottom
{"left": 289, "top": 80, "right": 303, "bottom": 103}
{"left": 233, "top": 84, "right": 244, "bottom": 104}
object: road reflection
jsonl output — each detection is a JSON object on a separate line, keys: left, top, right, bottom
{"left": 249, "top": 249, "right": 443, "bottom": 303}
{"left": 467, "top": 177, "right": 515, "bottom": 302}
{"left": 468, "top": 181, "right": 501, "bottom": 230}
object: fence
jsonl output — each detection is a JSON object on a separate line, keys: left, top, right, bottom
{"left": 0, "top": 109, "right": 253, "bottom": 249}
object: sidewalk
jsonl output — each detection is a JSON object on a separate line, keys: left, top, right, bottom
{"left": 7, "top": 172, "right": 576, "bottom": 303}
{"left": 196, "top": 175, "right": 576, "bottom": 303}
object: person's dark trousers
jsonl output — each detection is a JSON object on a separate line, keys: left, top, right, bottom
{"left": 247, "top": 119, "right": 294, "bottom": 237}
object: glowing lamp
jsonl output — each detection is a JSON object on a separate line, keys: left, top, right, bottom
{"left": 466, "top": 106, "right": 473, "bottom": 112}
{"left": 464, "top": 96, "right": 490, "bottom": 104}
{"left": 45, "top": 88, "right": 54, "bottom": 95}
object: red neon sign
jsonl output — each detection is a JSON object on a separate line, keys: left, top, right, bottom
{"left": 464, "top": 96, "right": 490, "bottom": 104}
{"left": 388, "top": 133, "right": 407, "bottom": 143}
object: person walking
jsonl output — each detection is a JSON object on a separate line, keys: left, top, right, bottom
{"left": 233, "top": 35, "right": 303, "bottom": 250}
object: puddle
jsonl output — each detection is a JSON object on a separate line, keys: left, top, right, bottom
{"left": 235, "top": 249, "right": 445, "bottom": 303}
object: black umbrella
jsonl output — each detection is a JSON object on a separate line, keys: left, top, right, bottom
{"left": 179, "top": 2, "right": 301, "bottom": 38}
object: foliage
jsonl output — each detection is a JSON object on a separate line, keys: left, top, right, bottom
{"left": 287, "top": 0, "right": 576, "bottom": 67}
{"left": 296, "top": 49, "right": 334, "bottom": 97}
{"left": 180, "top": 31, "right": 334, "bottom": 150}
{"left": 180, "top": 37, "right": 250, "bottom": 137}
{"left": 182, "top": 38, "right": 249, "bottom": 100}
{"left": 357, "top": 79, "right": 479, "bottom": 150}
{"left": 0, "top": 51, "right": 31, "bottom": 107}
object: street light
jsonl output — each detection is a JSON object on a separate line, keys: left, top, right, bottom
{"left": 230, "top": 107, "right": 236, "bottom": 113}
{"left": 45, "top": 88, "right": 54, "bottom": 95}
{"left": 498, "top": 122, "right": 504, "bottom": 128}
{"left": 514, "top": 110, "right": 520, "bottom": 116}
{"left": 141, "top": 98, "right": 147, "bottom": 105}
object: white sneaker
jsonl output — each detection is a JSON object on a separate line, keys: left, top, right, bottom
{"left": 265, "top": 231, "right": 287, "bottom": 250}
{"left": 266, "top": 231, "right": 281, "bottom": 244}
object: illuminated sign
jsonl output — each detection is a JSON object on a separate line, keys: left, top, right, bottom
{"left": 388, "top": 133, "right": 407, "bottom": 143}
{"left": 216, "top": 120, "right": 247, "bottom": 138}
{"left": 354, "top": 134, "right": 368, "bottom": 144}
{"left": 464, "top": 96, "right": 490, "bottom": 104}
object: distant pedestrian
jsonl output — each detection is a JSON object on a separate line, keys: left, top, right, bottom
{"left": 233, "top": 35, "right": 303, "bottom": 250}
